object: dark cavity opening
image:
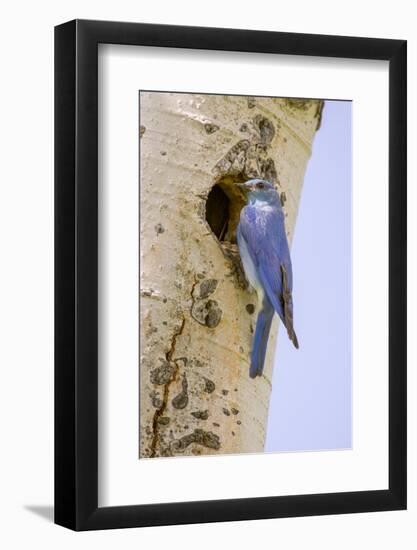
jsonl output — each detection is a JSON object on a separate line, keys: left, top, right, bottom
{"left": 205, "top": 177, "right": 247, "bottom": 244}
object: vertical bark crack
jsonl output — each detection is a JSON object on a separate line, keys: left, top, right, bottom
{"left": 149, "top": 316, "right": 186, "bottom": 457}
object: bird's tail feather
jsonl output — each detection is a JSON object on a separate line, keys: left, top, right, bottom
{"left": 250, "top": 300, "right": 274, "bottom": 378}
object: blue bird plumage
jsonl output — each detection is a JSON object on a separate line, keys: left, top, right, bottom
{"left": 236, "top": 178, "right": 299, "bottom": 378}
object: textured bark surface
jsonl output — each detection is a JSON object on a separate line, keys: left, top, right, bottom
{"left": 139, "top": 92, "right": 323, "bottom": 458}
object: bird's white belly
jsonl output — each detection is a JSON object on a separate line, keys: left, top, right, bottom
{"left": 239, "top": 236, "right": 264, "bottom": 299}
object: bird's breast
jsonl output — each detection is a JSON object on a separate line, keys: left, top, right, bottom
{"left": 238, "top": 233, "right": 263, "bottom": 296}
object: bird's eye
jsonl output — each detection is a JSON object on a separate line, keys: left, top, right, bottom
{"left": 257, "top": 182, "right": 264, "bottom": 189}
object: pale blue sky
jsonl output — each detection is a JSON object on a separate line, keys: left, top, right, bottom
{"left": 265, "top": 100, "right": 352, "bottom": 452}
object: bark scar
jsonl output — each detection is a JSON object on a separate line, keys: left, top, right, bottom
{"left": 190, "top": 276, "right": 222, "bottom": 328}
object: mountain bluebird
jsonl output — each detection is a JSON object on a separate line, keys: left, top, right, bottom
{"left": 236, "top": 178, "right": 299, "bottom": 378}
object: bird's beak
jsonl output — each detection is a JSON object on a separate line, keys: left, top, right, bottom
{"left": 235, "top": 182, "right": 247, "bottom": 191}
{"left": 235, "top": 182, "right": 249, "bottom": 198}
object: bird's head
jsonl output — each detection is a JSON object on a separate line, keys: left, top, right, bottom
{"left": 236, "top": 179, "right": 279, "bottom": 205}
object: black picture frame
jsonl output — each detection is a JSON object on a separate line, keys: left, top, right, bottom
{"left": 55, "top": 19, "right": 407, "bottom": 531}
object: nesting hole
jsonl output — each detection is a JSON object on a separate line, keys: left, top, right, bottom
{"left": 205, "top": 176, "right": 247, "bottom": 243}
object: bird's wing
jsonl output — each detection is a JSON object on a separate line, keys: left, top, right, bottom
{"left": 239, "top": 205, "right": 299, "bottom": 348}
{"left": 280, "top": 264, "right": 299, "bottom": 348}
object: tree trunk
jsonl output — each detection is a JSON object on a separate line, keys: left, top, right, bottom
{"left": 139, "top": 92, "right": 323, "bottom": 458}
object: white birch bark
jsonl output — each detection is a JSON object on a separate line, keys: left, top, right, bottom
{"left": 139, "top": 92, "right": 323, "bottom": 458}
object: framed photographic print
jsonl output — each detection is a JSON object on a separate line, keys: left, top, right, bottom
{"left": 55, "top": 20, "right": 406, "bottom": 530}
